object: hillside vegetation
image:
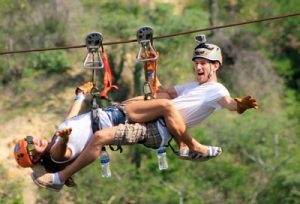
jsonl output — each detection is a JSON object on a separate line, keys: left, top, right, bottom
{"left": 0, "top": 1, "right": 299, "bottom": 204}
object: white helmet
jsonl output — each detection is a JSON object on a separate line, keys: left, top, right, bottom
{"left": 192, "top": 41, "right": 223, "bottom": 65}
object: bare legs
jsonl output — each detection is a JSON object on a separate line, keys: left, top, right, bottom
{"left": 125, "top": 99, "right": 208, "bottom": 155}
{"left": 58, "top": 127, "right": 117, "bottom": 182}
{"left": 58, "top": 99, "right": 210, "bottom": 182}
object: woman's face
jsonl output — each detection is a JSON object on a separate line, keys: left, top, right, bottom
{"left": 30, "top": 137, "right": 49, "bottom": 162}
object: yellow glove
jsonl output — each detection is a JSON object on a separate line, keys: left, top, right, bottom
{"left": 75, "top": 82, "right": 94, "bottom": 95}
{"left": 234, "top": 96, "right": 258, "bottom": 114}
{"left": 56, "top": 127, "right": 72, "bottom": 142}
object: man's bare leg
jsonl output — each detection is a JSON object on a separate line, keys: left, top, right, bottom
{"left": 125, "top": 99, "right": 208, "bottom": 155}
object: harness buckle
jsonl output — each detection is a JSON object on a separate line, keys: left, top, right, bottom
{"left": 136, "top": 40, "right": 158, "bottom": 62}
{"left": 143, "top": 81, "right": 154, "bottom": 100}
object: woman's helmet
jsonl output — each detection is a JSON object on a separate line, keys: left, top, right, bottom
{"left": 14, "top": 136, "right": 34, "bottom": 168}
{"left": 192, "top": 35, "right": 223, "bottom": 65}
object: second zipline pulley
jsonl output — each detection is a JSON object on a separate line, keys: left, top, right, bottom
{"left": 136, "top": 26, "right": 159, "bottom": 100}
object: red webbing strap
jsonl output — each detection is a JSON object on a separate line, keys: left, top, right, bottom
{"left": 100, "top": 50, "right": 118, "bottom": 98}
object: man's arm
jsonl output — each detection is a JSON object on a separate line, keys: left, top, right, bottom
{"left": 122, "top": 78, "right": 178, "bottom": 102}
{"left": 156, "top": 86, "right": 177, "bottom": 99}
{"left": 154, "top": 77, "right": 177, "bottom": 99}
{"left": 218, "top": 96, "right": 237, "bottom": 111}
{"left": 218, "top": 95, "right": 258, "bottom": 113}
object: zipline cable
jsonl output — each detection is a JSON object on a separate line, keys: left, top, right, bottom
{"left": 0, "top": 12, "right": 299, "bottom": 55}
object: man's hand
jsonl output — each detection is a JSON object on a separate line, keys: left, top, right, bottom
{"left": 56, "top": 128, "right": 72, "bottom": 142}
{"left": 156, "top": 86, "right": 177, "bottom": 99}
{"left": 234, "top": 96, "right": 258, "bottom": 114}
{"left": 75, "top": 82, "right": 94, "bottom": 95}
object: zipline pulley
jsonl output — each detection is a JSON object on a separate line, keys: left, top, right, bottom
{"left": 83, "top": 32, "right": 104, "bottom": 70}
{"left": 136, "top": 26, "right": 158, "bottom": 62}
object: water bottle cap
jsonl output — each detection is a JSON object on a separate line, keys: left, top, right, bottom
{"left": 157, "top": 147, "right": 166, "bottom": 154}
{"left": 100, "top": 157, "right": 109, "bottom": 164}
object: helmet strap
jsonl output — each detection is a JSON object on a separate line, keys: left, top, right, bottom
{"left": 208, "top": 63, "right": 214, "bottom": 79}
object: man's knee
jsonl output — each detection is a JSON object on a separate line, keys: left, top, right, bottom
{"left": 158, "top": 99, "right": 175, "bottom": 113}
{"left": 81, "top": 131, "right": 105, "bottom": 160}
{"left": 92, "top": 131, "right": 106, "bottom": 146}
{"left": 92, "top": 128, "right": 116, "bottom": 146}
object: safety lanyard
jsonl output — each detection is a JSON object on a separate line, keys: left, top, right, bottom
{"left": 83, "top": 32, "right": 121, "bottom": 152}
{"left": 136, "top": 26, "right": 159, "bottom": 100}
{"left": 100, "top": 51, "right": 118, "bottom": 99}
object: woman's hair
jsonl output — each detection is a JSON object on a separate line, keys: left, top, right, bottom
{"left": 39, "top": 152, "right": 65, "bottom": 173}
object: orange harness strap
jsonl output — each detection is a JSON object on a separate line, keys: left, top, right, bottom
{"left": 144, "top": 51, "right": 159, "bottom": 95}
{"left": 100, "top": 50, "right": 118, "bottom": 98}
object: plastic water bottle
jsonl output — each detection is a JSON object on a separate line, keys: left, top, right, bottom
{"left": 100, "top": 147, "right": 111, "bottom": 178}
{"left": 157, "top": 146, "right": 168, "bottom": 170}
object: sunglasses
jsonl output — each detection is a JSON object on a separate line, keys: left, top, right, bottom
{"left": 25, "top": 136, "right": 34, "bottom": 161}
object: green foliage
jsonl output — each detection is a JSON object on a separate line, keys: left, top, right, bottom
{"left": 191, "top": 105, "right": 299, "bottom": 203}
{"left": 257, "top": 155, "right": 300, "bottom": 204}
{"left": 29, "top": 51, "right": 69, "bottom": 74}
{"left": 0, "top": 0, "right": 70, "bottom": 89}
{"left": 203, "top": 160, "right": 249, "bottom": 202}
{"left": 0, "top": 165, "right": 23, "bottom": 204}
{"left": 284, "top": 88, "right": 300, "bottom": 123}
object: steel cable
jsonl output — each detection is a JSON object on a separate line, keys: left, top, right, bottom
{"left": 0, "top": 12, "right": 299, "bottom": 55}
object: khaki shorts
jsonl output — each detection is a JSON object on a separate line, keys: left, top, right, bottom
{"left": 114, "top": 122, "right": 162, "bottom": 149}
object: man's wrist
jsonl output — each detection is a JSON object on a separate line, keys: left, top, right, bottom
{"left": 234, "top": 98, "right": 244, "bottom": 114}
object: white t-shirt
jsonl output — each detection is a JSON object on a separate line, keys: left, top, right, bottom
{"left": 172, "top": 81, "right": 230, "bottom": 127}
{"left": 52, "top": 108, "right": 112, "bottom": 163}
{"left": 157, "top": 81, "right": 230, "bottom": 146}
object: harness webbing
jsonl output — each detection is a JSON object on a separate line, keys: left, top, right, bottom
{"left": 91, "top": 96, "right": 100, "bottom": 133}
{"left": 142, "top": 50, "right": 159, "bottom": 100}
{"left": 144, "top": 51, "right": 159, "bottom": 94}
{"left": 100, "top": 51, "right": 118, "bottom": 99}
{"left": 86, "top": 47, "right": 122, "bottom": 153}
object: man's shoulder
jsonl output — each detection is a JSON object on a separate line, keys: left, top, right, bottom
{"left": 207, "top": 82, "right": 228, "bottom": 89}
{"left": 180, "top": 82, "right": 199, "bottom": 88}
{"left": 212, "top": 82, "right": 230, "bottom": 96}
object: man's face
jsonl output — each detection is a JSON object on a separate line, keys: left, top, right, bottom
{"left": 193, "top": 58, "right": 213, "bottom": 84}
{"left": 30, "top": 137, "right": 49, "bottom": 162}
